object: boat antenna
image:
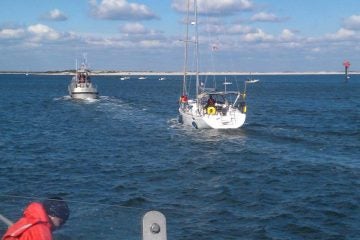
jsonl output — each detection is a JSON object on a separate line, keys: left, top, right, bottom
{"left": 82, "top": 53, "right": 88, "bottom": 70}
{"left": 224, "top": 76, "right": 227, "bottom": 94}
{"left": 224, "top": 77, "right": 227, "bottom": 93}
{"left": 182, "top": 0, "right": 190, "bottom": 96}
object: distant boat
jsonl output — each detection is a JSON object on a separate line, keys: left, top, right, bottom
{"left": 245, "top": 79, "right": 259, "bottom": 83}
{"left": 178, "top": 0, "right": 247, "bottom": 129}
{"left": 159, "top": 77, "right": 166, "bottom": 81}
{"left": 138, "top": 76, "right": 147, "bottom": 80}
{"left": 120, "top": 76, "right": 130, "bottom": 80}
{"left": 246, "top": 73, "right": 259, "bottom": 83}
{"left": 68, "top": 56, "right": 99, "bottom": 100}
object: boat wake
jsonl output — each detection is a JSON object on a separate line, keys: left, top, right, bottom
{"left": 95, "top": 96, "right": 163, "bottom": 125}
{"left": 168, "top": 116, "right": 248, "bottom": 143}
{"left": 54, "top": 95, "right": 100, "bottom": 103}
{"left": 53, "top": 95, "right": 72, "bottom": 101}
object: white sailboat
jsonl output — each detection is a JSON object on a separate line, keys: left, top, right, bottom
{"left": 68, "top": 56, "right": 99, "bottom": 100}
{"left": 178, "top": 0, "right": 247, "bottom": 129}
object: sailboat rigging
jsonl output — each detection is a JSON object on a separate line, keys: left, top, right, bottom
{"left": 178, "top": 0, "right": 248, "bottom": 129}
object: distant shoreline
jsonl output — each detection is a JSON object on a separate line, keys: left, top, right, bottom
{"left": 0, "top": 71, "right": 359, "bottom": 76}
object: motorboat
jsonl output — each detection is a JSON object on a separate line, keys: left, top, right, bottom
{"left": 245, "top": 73, "right": 260, "bottom": 83}
{"left": 245, "top": 79, "right": 259, "bottom": 83}
{"left": 68, "top": 58, "right": 98, "bottom": 100}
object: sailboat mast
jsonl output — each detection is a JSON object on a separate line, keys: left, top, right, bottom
{"left": 182, "top": 0, "right": 190, "bottom": 96}
{"left": 194, "top": 0, "right": 200, "bottom": 98}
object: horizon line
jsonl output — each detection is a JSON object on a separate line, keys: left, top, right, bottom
{"left": 0, "top": 70, "right": 359, "bottom": 76}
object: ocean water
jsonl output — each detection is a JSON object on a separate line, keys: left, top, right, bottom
{"left": 0, "top": 74, "right": 359, "bottom": 240}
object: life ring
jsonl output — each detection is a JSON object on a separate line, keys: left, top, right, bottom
{"left": 207, "top": 106, "right": 217, "bottom": 115}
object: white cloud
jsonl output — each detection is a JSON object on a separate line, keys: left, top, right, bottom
{"left": 90, "top": 0, "right": 157, "bottom": 20}
{"left": 0, "top": 22, "right": 168, "bottom": 50}
{"left": 202, "top": 22, "right": 253, "bottom": 35}
{"left": 27, "top": 24, "right": 60, "bottom": 41}
{"left": 43, "top": 9, "right": 68, "bottom": 21}
{"left": 227, "top": 24, "right": 253, "bottom": 34}
{"left": 243, "top": 28, "right": 273, "bottom": 42}
{"left": 0, "top": 28, "right": 25, "bottom": 39}
{"left": 139, "top": 40, "right": 161, "bottom": 48}
{"left": 204, "top": 24, "right": 225, "bottom": 34}
{"left": 172, "top": 0, "right": 253, "bottom": 15}
{"left": 343, "top": 15, "right": 360, "bottom": 30}
{"left": 280, "top": 29, "right": 295, "bottom": 41}
{"left": 82, "top": 35, "right": 167, "bottom": 49}
{"left": 251, "top": 12, "right": 281, "bottom": 22}
{"left": 326, "top": 28, "right": 356, "bottom": 40}
{"left": 85, "top": 36, "right": 127, "bottom": 47}
{"left": 121, "top": 22, "right": 147, "bottom": 34}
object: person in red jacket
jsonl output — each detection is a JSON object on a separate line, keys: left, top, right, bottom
{"left": 2, "top": 197, "right": 70, "bottom": 240}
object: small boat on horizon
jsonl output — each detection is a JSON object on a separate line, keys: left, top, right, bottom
{"left": 120, "top": 76, "right": 130, "bottom": 80}
{"left": 245, "top": 73, "right": 260, "bottom": 83}
{"left": 245, "top": 79, "right": 259, "bottom": 83}
{"left": 159, "top": 77, "right": 166, "bottom": 81}
{"left": 138, "top": 76, "right": 147, "bottom": 80}
{"left": 68, "top": 56, "right": 99, "bottom": 100}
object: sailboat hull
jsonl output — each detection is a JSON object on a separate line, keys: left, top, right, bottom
{"left": 179, "top": 109, "right": 210, "bottom": 129}
{"left": 179, "top": 102, "right": 246, "bottom": 129}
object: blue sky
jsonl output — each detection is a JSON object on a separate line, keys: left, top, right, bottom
{"left": 0, "top": 0, "right": 360, "bottom": 72}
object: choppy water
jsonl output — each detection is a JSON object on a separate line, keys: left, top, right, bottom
{"left": 0, "top": 74, "right": 359, "bottom": 239}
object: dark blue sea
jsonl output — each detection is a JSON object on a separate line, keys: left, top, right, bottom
{"left": 0, "top": 74, "right": 359, "bottom": 240}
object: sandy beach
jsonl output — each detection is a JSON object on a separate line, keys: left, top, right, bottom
{"left": 1, "top": 71, "right": 359, "bottom": 76}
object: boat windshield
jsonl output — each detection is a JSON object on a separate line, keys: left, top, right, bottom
{"left": 198, "top": 92, "right": 240, "bottom": 106}
{"left": 76, "top": 71, "right": 91, "bottom": 83}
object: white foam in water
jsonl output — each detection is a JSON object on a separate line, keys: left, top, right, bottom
{"left": 82, "top": 98, "right": 99, "bottom": 103}
{"left": 53, "top": 95, "right": 72, "bottom": 101}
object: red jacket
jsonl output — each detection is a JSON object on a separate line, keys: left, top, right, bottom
{"left": 2, "top": 202, "right": 53, "bottom": 240}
